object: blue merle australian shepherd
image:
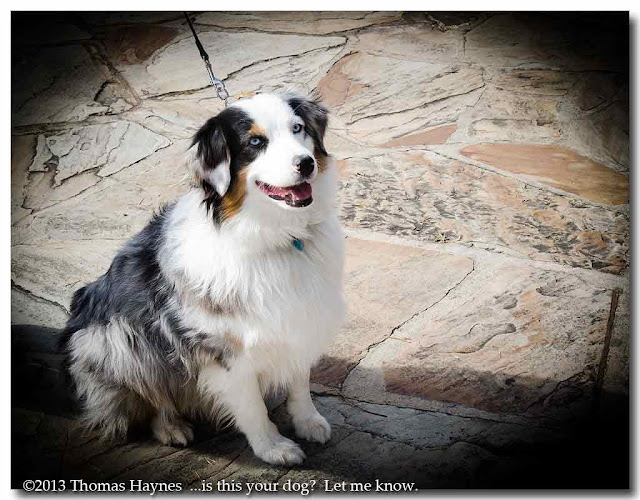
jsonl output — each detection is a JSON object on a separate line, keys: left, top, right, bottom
{"left": 62, "top": 93, "right": 345, "bottom": 465}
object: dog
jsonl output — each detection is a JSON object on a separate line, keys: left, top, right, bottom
{"left": 61, "top": 93, "right": 345, "bottom": 466}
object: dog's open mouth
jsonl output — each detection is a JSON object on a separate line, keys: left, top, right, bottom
{"left": 256, "top": 181, "right": 313, "bottom": 207}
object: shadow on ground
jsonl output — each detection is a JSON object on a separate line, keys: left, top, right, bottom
{"left": 12, "top": 324, "right": 629, "bottom": 490}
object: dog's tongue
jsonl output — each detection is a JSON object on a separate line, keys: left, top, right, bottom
{"left": 269, "top": 182, "right": 312, "bottom": 201}
{"left": 287, "top": 182, "right": 312, "bottom": 201}
{"left": 259, "top": 181, "right": 313, "bottom": 207}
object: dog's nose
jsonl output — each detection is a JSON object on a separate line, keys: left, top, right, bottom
{"left": 293, "top": 155, "right": 315, "bottom": 178}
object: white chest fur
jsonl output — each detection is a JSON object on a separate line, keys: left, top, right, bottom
{"left": 159, "top": 189, "right": 346, "bottom": 378}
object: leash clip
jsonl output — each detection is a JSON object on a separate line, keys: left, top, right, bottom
{"left": 185, "top": 12, "right": 230, "bottom": 106}
{"left": 204, "top": 61, "right": 230, "bottom": 104}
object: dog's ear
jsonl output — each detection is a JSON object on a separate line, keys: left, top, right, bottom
{"left": 190, "top": 116, "right": 231, "bottom": 197}
{"left": 287, "top": 95, "right": 329, "bottom": 156}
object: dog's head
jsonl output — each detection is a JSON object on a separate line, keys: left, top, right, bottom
{"left": 189, "top": 93, "right": 332, "bottom": 224}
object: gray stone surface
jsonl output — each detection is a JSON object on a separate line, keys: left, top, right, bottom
{"left": 341, "top": 247, "right": 615, "bottom": 418}
{"left": 11, "top": 11, "right": 629, "bottom": 489}
{"left": 338, "top": 149, "right": 629, "bottom": 273}
{"left": 113, "top": 30, "right": 346, "bottom": 98}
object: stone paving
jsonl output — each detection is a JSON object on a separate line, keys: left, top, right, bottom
{"left": 11, "top": 12, "right": 629, "bottom": 489}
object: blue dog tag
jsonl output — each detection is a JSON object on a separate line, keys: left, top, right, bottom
{"left": 292, "top": 239, "right": 304, "bottom": 251}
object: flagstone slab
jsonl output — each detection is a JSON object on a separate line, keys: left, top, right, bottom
{"left": 490, "top": 69, "right": 578, "bottom": 96}
{"left": 317, "top": 52, "right": 484, "bottom": 145}
{"left": 469, "top": 87, "right": 560, "bottom": 122}
{"left": 338, "top": 149, "right": 628, "bottom": 273}
{"left": 27, "top": 122, "right": 171, "bottom": 185}
{"left": 225, "top": 44, "right": 344, "bottom": 97}
{"left": 13, "top": 140, "right": 191, "bottom": 247}
{"left": 12, "top": 239, "right": 125, "bottom": 310}
{"left": 464, "top": 119, "right": 564, "bottom": 144}
{"left": 23, "top": 170, "right": 103, "bottom": 214}
{"left": 12, "top": 46, "right": 135, "bottom": 127}
{"left": 14, "top": 123, "right": 171, "bottom": 214}
{"left": 342, "top": 255, "right": 614, "bottom": 419}
{"left": 114, "top": 30, "right": 345, "bottom": 98}
{"left": 381, "top": 124, "right": 457, "bottom": 147}
{"left": 312, "top": 238, "right": 473, "bottom": 387}
{"left": 195, "top": 11, "right": 402, "bottom": 35}
{"left": 354, "top": 24, "right": 464, "bottom": 62}
{"left": 460, "top": 143, "right": 629, "bottom": 205}
{"left": 310, "top": 396, "right": 565, "bottom": 456}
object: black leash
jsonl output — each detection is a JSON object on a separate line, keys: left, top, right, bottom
{"left": 184, "top": 12, "right": 230, "bottom": 104}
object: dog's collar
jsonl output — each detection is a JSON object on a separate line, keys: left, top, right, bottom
{"left": 292, "top": 238, "right": 304, "bottom": 251}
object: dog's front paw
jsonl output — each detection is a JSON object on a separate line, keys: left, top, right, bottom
{"left": 252, "top": 434, "right": 306, "bottom": 466}
{"left": 293, "top": 412, "right": 331, "bottom": 444}
{"left": 152, "top": 416, "right": 194, "bottom": 447}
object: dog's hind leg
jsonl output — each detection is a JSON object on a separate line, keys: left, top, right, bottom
{"left": 78, "top": 379, "right": 152, "bottom": 441}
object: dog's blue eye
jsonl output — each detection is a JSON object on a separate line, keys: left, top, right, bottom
{"left": 292, "top": 123, "right": 303, "bottom": 134}
{"left": 249, "top": 137, "right": 263, "bottom": 146}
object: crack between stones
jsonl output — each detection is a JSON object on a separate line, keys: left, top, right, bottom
{"left": 224, "top": 41, "right": 347, "bottom": 82}
{"left": 142, "top": 39, "right": 348, "bottom": 101}
{"left": 344, "top": 425, "right": 499, "bottom": 456}
{"left": 315, "top": 392, "right": 564, "bottom": 431}
{"left": 97, "top": 122, "right": 131, "bottom": 176}
{"left": 340, "top": 259, "right": 476, "bottom": 390}
{"left": 191, "top": 12, "right": 402, "bottom": 38}
{"left": 19, "top": 124, "right": 172, "bottom": 217}
{"left": 17, "top": 178, "right": 113, "bottom": 219}
{"left": 362, "top": 85, "right": 486, "bottom": 142}
{"left": 11, "top": 281, "right": 70, "bottom": 315}
{"left": 460, "top": 14, "right": 495, "bottom": 43}
{"left": 86, "top": 42, "right": 142, "bottom": 108}
{"left": 345, "top": 83, "right": 485, "bottom": 126}
{"left": 521, "top": 377, "right": 575, "bottom": 416}
{"left": 348, "top": 66, "right": 472, "bottom": 118}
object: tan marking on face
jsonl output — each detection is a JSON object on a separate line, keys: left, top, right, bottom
{"left": 249, "top": 123, "right": 266, "bottom": 137}
{"left": 221, "top": 168, "right": 248, "bottom": 221}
